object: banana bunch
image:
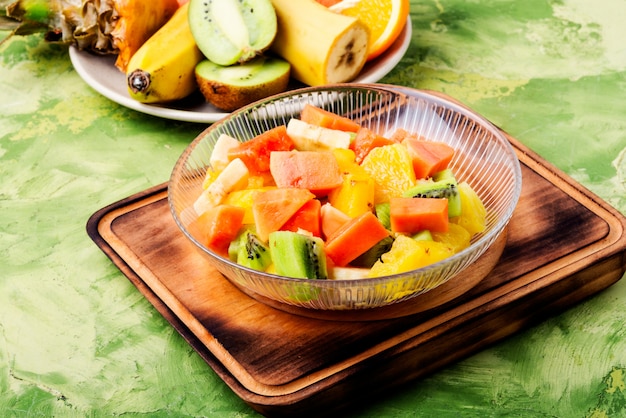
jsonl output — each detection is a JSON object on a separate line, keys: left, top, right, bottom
{"left": 124, "top": 0, "right": 370, "bottom": 104}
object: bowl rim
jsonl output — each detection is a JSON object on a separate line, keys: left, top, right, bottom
{"left": 168, "top": 83, "right": 523, "bottom": 287}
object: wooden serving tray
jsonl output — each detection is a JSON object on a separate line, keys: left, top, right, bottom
{"left": 87, "top": 133, "right": 626, "bottom": 417}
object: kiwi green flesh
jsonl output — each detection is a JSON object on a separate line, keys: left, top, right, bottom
{"left": 269, "top": 231, "right": 328, "bottom": 280}
{"left": 188, "top": 0, "right": 277, "bottom": 66}
{"left": 403, "top": 170, "right": 462, "bottom": 218}
{"left": 351, "top": 235, "right": 394, "bottom": 268}
{"left": 375, "top": 202, "right": 391, "bottom": 229}
{"left": 196, "top": 57, "right": 289, "bottom": 86}
{"left": 236, "top": 230, "right": 272, "bottom": 272}
{"left": 195, "top": 57, "right": 290, "bottom": 111}
{"left": 228, "top": 238, "right": 239, "bottom": 262}
{"left": 412, "top": 230, "right": 434, "bottom": 241}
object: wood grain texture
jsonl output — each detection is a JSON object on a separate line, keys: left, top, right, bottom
{"left": 87, "top": 132, "right": 626, "bottom": 417}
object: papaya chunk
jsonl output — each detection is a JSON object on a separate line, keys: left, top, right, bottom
{"left": 350, "top": 127, "right": 395, "bottom": 163}
{"left": 402, "top": 137, "right": 455, "bottom": 179}
{"left": 320, "top": 202, "right": 351, "bottom": 240}
{"left": 228, "top": 125, "right": 295, "bottom": 174}
{"left": 389, "top": 197, "right": 449, "bottom": 233}
{"left": 188, "top": 204, "right": 246, "bottom": 256}
{"left": 325, "top": 211, "right": 390, "bottom": 267}
{"left": 252, "top": 188, "right": 315, "bottom": 242}
{"left": 269, "top": 150, "right": 343, "bottom": 197}
{"left": 300, "top": 103, "right": 361, "bottom": 133}
{"left": 280, "top": 198, "right": 322, "bottom": 237}
{"left": 387, "top": 128, "right": 413, "bottom": 143}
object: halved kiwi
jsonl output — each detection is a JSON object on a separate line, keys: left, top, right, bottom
{"left": 195, "top": 56, "right": 291, "bottom": 112}
{"left": 188, "top": 0, "right": 277, "bottom": 66}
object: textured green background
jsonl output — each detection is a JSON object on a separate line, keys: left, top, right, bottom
{"left": 2, "top": 0, "right": 626, "bottom": 416}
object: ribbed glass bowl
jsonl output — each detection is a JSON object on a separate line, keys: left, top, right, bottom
{"left": 168, "top": 84, "right": 522, "bottom": 312}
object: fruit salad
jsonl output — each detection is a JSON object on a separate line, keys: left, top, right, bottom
{"left": 187, "top": 104, "right": 487, "bottom": 280}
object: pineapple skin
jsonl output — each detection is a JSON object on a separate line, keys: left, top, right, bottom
{"left": 5, "top": 0, "right": 180, "bottom": 71}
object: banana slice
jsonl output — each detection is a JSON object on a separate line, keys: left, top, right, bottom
{"left": 193, "top": 158, "right": 250, "bottom": 216}
{"left": 286, "top": 119, "right": 353, "bottom": 150}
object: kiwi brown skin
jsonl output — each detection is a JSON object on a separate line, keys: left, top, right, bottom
{"left": 195, "top": 57, "right": 291, "bottom": 112}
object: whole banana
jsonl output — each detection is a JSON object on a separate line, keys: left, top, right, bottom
{"left": 270, "top": 0, "right": 370, "bottom": 86}
{"left": 125, "top": 2, "right": 204, "bottom": 103}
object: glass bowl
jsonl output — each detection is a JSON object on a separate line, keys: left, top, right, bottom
{"left": 168, "top": 84, "right": 522, "bottom": 315}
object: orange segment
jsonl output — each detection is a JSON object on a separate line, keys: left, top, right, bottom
{"left": 331, "top": 0, "right": 410, "bottom": 61}
{"left": 360, "top": 143, "right": 416, "bottom": 204}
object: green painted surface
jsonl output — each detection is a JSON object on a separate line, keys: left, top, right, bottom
{"left": 1, "top": 0, "right": 626, "bottom": 416}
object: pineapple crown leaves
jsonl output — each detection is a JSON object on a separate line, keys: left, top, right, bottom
{"left": 1, "top": 0, "right": 52, "bottom": 30}
{"left": 1, "top": 0, "right": 48, "bottom": 47}
{"left": 0, "top": 0, "right": 118, "bottom": 52}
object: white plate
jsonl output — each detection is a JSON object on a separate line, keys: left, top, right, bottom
{"left": 69, "top": 18, "right": 412, "bottom": 123}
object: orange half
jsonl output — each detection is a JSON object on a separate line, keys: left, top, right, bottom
{"left": 331, "top": 0, "right": 410, "bottom": 61}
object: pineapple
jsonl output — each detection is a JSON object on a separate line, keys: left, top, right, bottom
{"left": 1, "top": 0, "right": 180, "bottom": 71}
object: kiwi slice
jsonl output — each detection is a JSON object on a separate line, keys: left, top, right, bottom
{"left": 269, "top": 231, "right": 327, "bottom": 280}
{"left": 412, "top": 230, "right": 434, "bottom": 241}
{"left": 375, "top": 202, "right": 391, "bottom": 229}
{"left": 403, "top": 169, "right": 462, "bottom": 218}
{"left": 195, "top": 57, "right": 291, "bottom": 112}
{"left": 188, "top": 0, "right": 277, "bottom": 66}
{"left": 236, "top": 230, "right": 272, "bottom": 272}
{"left": 228, "top": 236, "right": 240, "bottom": 262}
{"left": 351, "top": 235, "right": 395, "bottom": 268}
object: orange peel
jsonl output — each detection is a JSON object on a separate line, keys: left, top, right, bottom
{"left": 330, "top": 0, "right": 410, "bottom": 61}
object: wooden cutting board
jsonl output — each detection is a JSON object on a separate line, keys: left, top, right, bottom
{"left": 87, "top": 132, "right": 626, "bottom": 417}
